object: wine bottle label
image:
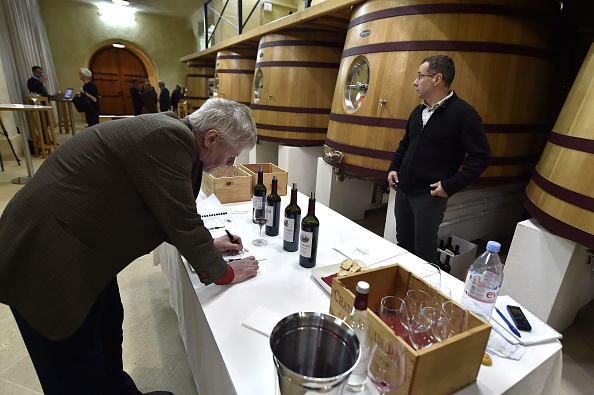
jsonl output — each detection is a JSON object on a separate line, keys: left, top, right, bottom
{"left": 283, "top": 217, "right": 295, "bottom": 242}
{"left": 266, "top": 205, "right": 274, "bottom": 226}
{"left": 299, "top": 230, "right": 314, "bottom": 258}
{"left": 252, "top": 195, "right": 263, "bottom": 209}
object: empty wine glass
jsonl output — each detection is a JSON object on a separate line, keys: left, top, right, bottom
{"left": 367, "top": 336, "right": 406, "bottom": 395}
{"left": 421, "top": 262, "right": 441, "bottom": 286}
{"left": 378, "top": 296, "right": 410, "bottom": 345}
{"left": 408, "top": 306, "right": 439, "bottom": 350}
{"left": 442, "top": 300, "right": 469, "bottom": 339}
{"left": 30, "top": 96, "right": 38, "bottom": 106}
{"left": 423, "top": 306, "right": 450, "bottom": 343}
{"left": 252, "top": 204, "right": 269, "bottom": 246}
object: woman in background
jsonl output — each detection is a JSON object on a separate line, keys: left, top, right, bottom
{"left": 78, "top": 68, "right": 100, "bottom": 126}
{"left": 142, "top": 82, "right": 158, "bottom": 113}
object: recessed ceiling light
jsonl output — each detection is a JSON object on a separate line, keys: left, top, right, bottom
{"left": 112, "top": 42, "right": 126, "bottom": 48}
{"left": 112, "top": 0, "right": 130, "bottom": 6}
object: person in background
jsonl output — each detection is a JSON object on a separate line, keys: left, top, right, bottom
{"left": 79, "top": 68, "right": 100, "bottom": 126}
{"left": 158, "top": 80, "right": 171, "bottom": 113}
{"left": 0, "top": 98, "right": 259, "bottom": 395}
{"left": 387, "top": 55, "right": 491, "bottom": 263}
{"left": 27, "top": 66, "right": 49, "bottom": 97}
{"left": 130, "top": 78, "right": 143, "bottom": 116}
{"left": 142, "top": 81, "right": 158, "bottom": 113}
{"left": 170, "top": 84, "right": 183, "bottom": 114}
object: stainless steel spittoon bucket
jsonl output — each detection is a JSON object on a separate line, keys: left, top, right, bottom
{"left": 269, "top": 312, "right": 360, "bottom": 394}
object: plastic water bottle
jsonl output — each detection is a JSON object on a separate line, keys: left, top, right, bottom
{"left": 461, "top": 241, "right": 503, "bottom": 321}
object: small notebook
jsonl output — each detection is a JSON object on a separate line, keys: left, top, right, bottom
{"left": 491, "top": 295, "right": 562, "bottom": 346}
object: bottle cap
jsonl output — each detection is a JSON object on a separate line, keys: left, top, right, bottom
{"left": 486, "top": 241, "right": 501, "bottom": 253}
{"left": 356, "top": 281, "right": 370, "bottom": 294}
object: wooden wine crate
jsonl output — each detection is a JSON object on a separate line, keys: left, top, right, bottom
{"left": 329, "top": 264, "right": 491, "bottom": 395}
{"left": 239, "top": 163, "right": 288, "bottom": 196}
{"left": 201, "top": 166, "right": 252, "bottom": 204}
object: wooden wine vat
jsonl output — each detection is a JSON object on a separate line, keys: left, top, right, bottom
{"left": 251, "top": 28, "right": 345, "bottom": 146}
{"left": 325, "top": 0, "right": 558, "bottom": 182}
{"left": 184, "top": 60, "right": 215, "bottom": 111}
{"left": 524, "top": 43, "right": 594, "bottom": 249}
{"left": 214, "top": 48, "right": 257, "bottom": 106}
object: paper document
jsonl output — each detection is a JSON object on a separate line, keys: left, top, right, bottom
{"left": 196, "top": 194, "right": 234, "bottom": 230}
{"left": 487, "top": 329, "right": 526, "bottom": 360}
{"left": 491, "top": 295, "right": 562, "bottom": 346}
{"left": 332, "top": 236, "right": 406, "bottom": 266}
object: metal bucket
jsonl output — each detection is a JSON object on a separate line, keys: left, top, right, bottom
{"left": 269, "top": 312, "right": 360, "bottom": 394}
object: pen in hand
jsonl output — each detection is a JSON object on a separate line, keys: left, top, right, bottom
{"left": 495, "top": 307, "right": 521, "bottom": 338}
{"left": 225, "top": 229, "right": 239, "bottom": 244}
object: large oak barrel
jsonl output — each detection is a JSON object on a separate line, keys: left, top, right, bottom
{"left": 214, "top": 48, "right": 257, "bottom": 106}
{"left": 251, "top": 28, "right": 345, "bottom": 146}
{"left": 184, "top": 60, "right": 215, "bottom": 111}
{"left": 524, "top": 43, "right": 594, "bottom": 249}
{"left": 324, "top": 0, "right": 558, "bottom": 182}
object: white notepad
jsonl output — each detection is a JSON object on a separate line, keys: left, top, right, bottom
{"left": 491, "top": 295, "right": 563, "bottom": 346}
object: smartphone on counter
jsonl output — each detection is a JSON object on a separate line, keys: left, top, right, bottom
{"left": 506, "top": 305, "right": 532, "bottom": 332}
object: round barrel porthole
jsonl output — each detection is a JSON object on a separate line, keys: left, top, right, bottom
{"left": 253, "top": 68, "right": 263, "bottom": 103}
{"left": 344, "top": 57, "right": 369, "bottom": 111}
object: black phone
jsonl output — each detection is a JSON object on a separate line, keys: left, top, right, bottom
{"left": 506, "top": 305, "right": 532, "bottom": 332}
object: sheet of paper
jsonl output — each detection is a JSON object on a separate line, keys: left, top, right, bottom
{"left": 241, "top": 306, "right": 284, "bottom": 337}
{"left": 196, "top": 194, "right": 235, "bottom": 230}
{"left": 487, "top": 329, "right": 526, "bottom": 360}
{"left": 332, "top": 236, "right": 404, "bottom": 266}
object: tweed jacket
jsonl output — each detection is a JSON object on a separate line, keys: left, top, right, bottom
{"left": 0, "top": 112, "right": 228, "bottom": 340}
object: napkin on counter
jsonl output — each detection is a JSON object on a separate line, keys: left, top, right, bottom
{"left": 242, "top": 306, "right": 284, "bottom": 337}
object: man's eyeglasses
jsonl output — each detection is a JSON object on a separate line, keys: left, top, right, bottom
{"left": 417, "top": 73, "right": 437, "bottom": 81}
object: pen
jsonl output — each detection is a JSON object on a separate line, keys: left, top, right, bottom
{"left": 495, "top": 307, "right": 521, "bottom": 338}
{"left": 225, "top": 229, "right": 238, "bottom": 244}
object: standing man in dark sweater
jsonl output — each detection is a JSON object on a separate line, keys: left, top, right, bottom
{"left": 130, "top": 78, "right": 143, "bottom": 116}
{"left": 158, "top": 80, "right": 171, "bottom": 113}
{"left": 387, "top": 55, "right": 491, "bottom": 263}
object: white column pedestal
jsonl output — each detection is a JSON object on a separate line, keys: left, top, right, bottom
{"left": 277, "top": 146, "right": 322, "bottom": 196}
{"left": 500, "top": 218, "right": 594, "bottom": 332}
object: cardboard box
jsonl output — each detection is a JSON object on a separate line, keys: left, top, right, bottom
{"left": 239, "top": 163, "right": 288, "bottom": 196}
{"left": 201, "top": 166, "right": 252, "bottom": 203}
{"left": 330, "top": 264, "right": 490, "bottom": 395}
{"left": 437, "top": 234, "right": 478, "bottom": 281}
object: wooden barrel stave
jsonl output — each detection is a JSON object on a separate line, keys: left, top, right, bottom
{"left": 253, "top": 29, "right": 345, "bottom": 145}
{"left": 215, "top": 49, "right": 256, "bottom": 106}
{"left": 185, "top": 60, "right": 215, "bottom": 111}
{"left": 325, "top": 0, "right": 558, "bottom": 182}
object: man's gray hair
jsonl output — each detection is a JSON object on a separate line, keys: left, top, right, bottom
{"left": 187, "top": 98, "right": 257, "bottom": 150}
{"left": 80, "top": 68, "right": 92, "bottom": 78}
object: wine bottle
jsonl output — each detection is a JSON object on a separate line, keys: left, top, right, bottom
{"left": 299, "top": 192, "right": 319, "bottom": 268}
{"left": 441, "top": 253, "right": 452, "bottom": 274}
{"left": 265, "top": 176, "right": 281, "bottom": 236}
{"left": 344, "top": 281, "right": 371, "bottom": 391}
{"left": 283, "top": 183, "right": 301, "bottom": 252}
{"left": 252, "top": 165, "right": 267, "bottom": 223}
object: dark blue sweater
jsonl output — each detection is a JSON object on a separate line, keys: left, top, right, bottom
{"left": 388, "top": 92, "right": 491, "bottom": 197}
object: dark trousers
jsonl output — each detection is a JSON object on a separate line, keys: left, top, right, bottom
{"left": 85, "top": 106, "right": 100, "bottom": 126}
{"left": 133, "top": 103, "right": 143, "bottom": 116}
{"left": 395, "top": 188, "right": 448, "bottom": 263}
{"left": 11, "top": 279, "right": 142, "bottom": 395}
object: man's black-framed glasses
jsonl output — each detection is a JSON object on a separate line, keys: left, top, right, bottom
{"left": 417, "top": 73, "right": 437, "bottom": 81}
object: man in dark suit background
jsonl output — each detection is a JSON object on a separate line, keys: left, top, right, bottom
{"left": 27, "top": 65, "right": 49, "bottom": 97}
{"left": 0, "top": 98, "right": 259, "bottom": 395}
{"left": 130, "top": 77, "right": 143, "bottom": 115}
{"left": 158, "top": 80, "right": 171, "bottom": 112}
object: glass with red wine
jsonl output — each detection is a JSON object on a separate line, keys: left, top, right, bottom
{"left": 252, "top": 204, "right": 270, "bottom": 246}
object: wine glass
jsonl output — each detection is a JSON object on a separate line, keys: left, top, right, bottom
{"left": 378, "top": 296, "right": 411, "bottom": 346}
{"left": 442, "top": 301, "right": 469, "bottom": 339}
{"left": 423, "top": 306, "right": 450, "bottom": 343}
{"left": 252, "top": 204, "right": 269, "bottom": 246}
{"left": 367, "top": 336, "right": 406, "bottom": 395}
{"left": 30, "top": 96, "right": 38, "bottom": 106}
{"left": 421, "top": 262, "right": 441, "bottom": 287}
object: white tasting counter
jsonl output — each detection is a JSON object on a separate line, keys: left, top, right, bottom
{"left": 154, "top": 192, "right": 561, "bottom": 395}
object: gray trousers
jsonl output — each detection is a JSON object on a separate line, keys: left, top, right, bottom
{"left": 395, "top": 188, "right": 448, "bottom": 263}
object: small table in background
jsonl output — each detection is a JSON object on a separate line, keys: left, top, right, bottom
{"left": 0, "top": 104, "right": 52, "bottom": 184}
{"left": 51, "top": 97, "right": 76, "bottom": 135}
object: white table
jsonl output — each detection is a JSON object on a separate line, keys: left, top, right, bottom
{"left": 154, "top": 192, "right": 562, "bottom": 395}
{"left": 0, "top": 104, "right": 51, "bottom": 183}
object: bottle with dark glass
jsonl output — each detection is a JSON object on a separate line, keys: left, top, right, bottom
{"left": 283, "top": 183, "right": 301, "bottom": 252}
{"left": 299, "top": 192, "right": 319, "bottom": 268}
{"left": 441, "top": 254, "right": 452, "bottom": 274}
{"left": 252, "top": 165, "right": 267, "bottom": 223}
{"left": 265, "top": 176, "right": 281, "bottom": 236}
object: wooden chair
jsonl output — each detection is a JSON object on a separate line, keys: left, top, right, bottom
{"left": 177, "top": 101, "right": 188, "bottom": 118}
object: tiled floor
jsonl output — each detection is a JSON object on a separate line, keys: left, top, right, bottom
{"left": 0, "top": 124, "right": 593, "bottom": 394}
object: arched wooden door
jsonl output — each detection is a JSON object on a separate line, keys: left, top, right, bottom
{"left": 90, "top": 47, "right": 148, "bottom": 115}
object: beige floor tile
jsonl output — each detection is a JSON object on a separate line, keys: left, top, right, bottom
{"left": 0, "top": 316, "right": 29, "bottom": 376}
{"left": 160, "top": 357, "right": 200, "bottom": 395}
{"left": 0, "top": 378, "right": 41, "bottom": 395}
{"left": 0, "top": 354, "right": 42, "bottom": 394}
{"left": 122, "top": 342, "right": 183, "bottom": 393}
